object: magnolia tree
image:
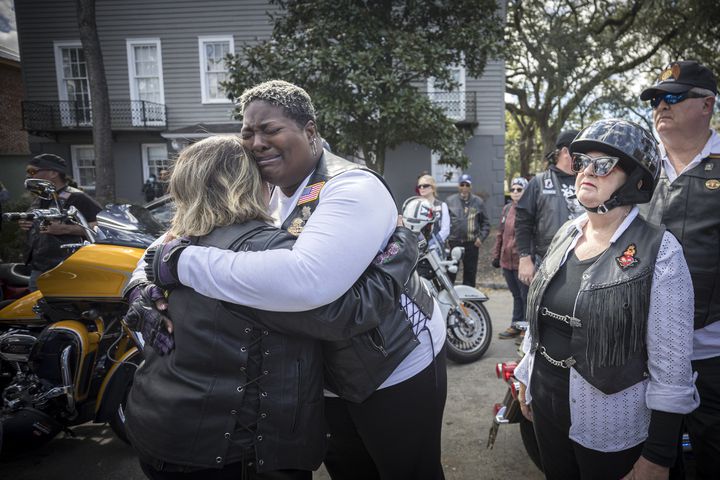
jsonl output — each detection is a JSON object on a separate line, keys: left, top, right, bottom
{"left": 223, "top": 0, "right": 503, "bottom": 174}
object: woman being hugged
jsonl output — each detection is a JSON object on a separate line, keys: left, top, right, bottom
{"left": 514, "top": 119, "right": 698, "bottom": 480}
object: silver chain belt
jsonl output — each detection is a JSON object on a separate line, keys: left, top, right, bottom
{"left": 540, "top": 307, "right": 582, "bottom": 327}
{"left": 538, "top": 345, "right": 576, "bottom": 369}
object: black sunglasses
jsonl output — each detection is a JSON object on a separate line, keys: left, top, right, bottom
{"left": 26, "top": 167, "right": 47, "bottom": 176}
{"left": 571, "top": 153, "right": 620, "bottom": 177}
{"left": 650, "top": 91, "right": 708, "bottom": 109}
{"left": 417, "top": 184, "right": 432, "bottom": 189}
{"left": 510, "top": 187, "right": 524, "bottom": 193}
{"left": 459, "top": 182, "right": 471, "bottom": 187}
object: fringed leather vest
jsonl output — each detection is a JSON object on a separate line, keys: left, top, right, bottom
{"left": 640, "top": 154, "right": 720, "bottom": 330}
{"left": 527, "top": 216, "right": 665, "bottom": 394}
{"left": 280, "top": 150, "right": 433, "bottom": 402}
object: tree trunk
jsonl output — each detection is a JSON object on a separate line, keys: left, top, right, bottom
{"left": 517, "top": 122, "right": 536, "bottom": 178}
{"left": 77, "top": 0, "right": 115, "bottom": 203}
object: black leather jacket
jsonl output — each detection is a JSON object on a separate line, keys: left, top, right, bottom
{"left": 125, "top": 221, "right": 418, "bottom": 472}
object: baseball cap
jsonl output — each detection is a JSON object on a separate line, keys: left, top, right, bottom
{"left": 556, "top": 130, "right": 580, "bottom": 149}
{"left": 640, "top": 61, "right": 718, "bottom": 101}
{"left": 28, "top": 153, "right": 68, "bottom": 174}
{"left": 458, "top": 174, "right": 472, "bottom": 185}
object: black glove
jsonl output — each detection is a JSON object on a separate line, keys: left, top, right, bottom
{"left": 491, "top": 258, "right": 500, "bottom": 269}
{"left": 123, "top": 284, "right": 175, "bottom": 355}
{"left": 144, "top": 236, "right": 191, "bottom": 290}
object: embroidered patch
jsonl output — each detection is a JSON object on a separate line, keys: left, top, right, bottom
{"left": 705, "top": 163, "right": 714, "bottom": 171}
{"left": 287, "top": 217, "right": 305, "bottom": 236}
{"left": 705, "top": 179, "right": 720, "bottom": 190}
{"left": 297, "top": 181, "right": 325, "bottom": 205}
{"left": 373, "top": 241, "right": 400, "bottom": 265}
{"left": 301, "top": 205, "right": 312, "bottom": 220}
{"left": 658, "top": 63, "right": 681, "bottom": 82}
{"left": 616, "top": 243, "right": 640, "bottom": 270}
{"left": 543, "top": 177, "right": 554, "bottom": 190}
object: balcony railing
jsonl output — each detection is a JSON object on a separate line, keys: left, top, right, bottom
{"left": 428, "top": 91, "right": 477, "bottom": 126}
{"left": 22, "top": 100, "right": 166, "bottom": 132}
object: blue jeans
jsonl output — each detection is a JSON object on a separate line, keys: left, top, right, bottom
{"left": 502, "top": 268, "right": 528, "bottom": 328}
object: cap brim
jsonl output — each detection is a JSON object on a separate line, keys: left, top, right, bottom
{"left": 640, "top": 82, "right": 692, "bottom": 101}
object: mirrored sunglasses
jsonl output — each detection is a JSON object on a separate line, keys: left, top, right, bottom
{"left": 417, "top": 184, "right": 432, "bottom": 189}
{"left": 571, "top": 153, "right": 620, "bottom": 177}
{"left": 650, "top": 91, "right": 707, "bottom": 109}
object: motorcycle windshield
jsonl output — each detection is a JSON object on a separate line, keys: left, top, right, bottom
{"left": 95, "top": 204, "right": 166, "bottom": 248}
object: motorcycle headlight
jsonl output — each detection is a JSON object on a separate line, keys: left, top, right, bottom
{"left": 450, "top": 246, "right": 464, "bottom": 261}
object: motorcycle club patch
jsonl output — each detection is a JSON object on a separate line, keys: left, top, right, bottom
{"left": 297, "top": 181, "right": 325, "bottom": 205}
{"left": 542, "top": 176, "right": 555, "bottom": 194}
{"left": 616, "top": 243, "right": 640, "bottom": 270}
{"left": 705, "top": 179, "right": 720, "bottom": 190}
{"left": 373, "top": 241, "right": 400, "bottom": 264}
{"left": 705, "top": 163, "right": 714, "bottom": 171}
{"left": 287, "top": 206, "right": 313, "bottom": 236}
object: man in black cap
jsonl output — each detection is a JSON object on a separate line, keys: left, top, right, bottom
{"left": 516, "top": 129, "right": 583, "bottom": 286}
{"left": 640, "top": 60, "right": 720, "bottom": 479}
{"left": 18, "top": 153, "right": 102, "bottom": 290}
{"left": 446, "top": 173, "right": 490, "bottom": 287}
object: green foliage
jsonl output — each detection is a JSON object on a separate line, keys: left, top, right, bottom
{"left": 223, "top": 0, "right": 503, "bottom": 173}
{"left": 1, "top": 197, "right": 32, "bottom": 262}
{"left": 505, "top": 0, "right": 719, "bottom": 169}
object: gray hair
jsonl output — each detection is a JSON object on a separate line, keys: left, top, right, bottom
{"left": 238, "top": 80, "right": 317, "bottom": 127}
{"left": 690, "top": 87, "right": 716, "bottom": 98}
{"left": 168, "top": 136, "right": 271, "bottom": 237}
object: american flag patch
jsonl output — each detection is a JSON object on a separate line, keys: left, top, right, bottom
{"left": 297, "top": 181, "right": 325, "bottom": 205}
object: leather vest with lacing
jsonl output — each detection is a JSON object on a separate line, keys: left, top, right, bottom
{"left": 527, "top": 216, "right": 664, "bottom": 394}
{"left": 640, "top": 154, "right": 720, "bottom": 330}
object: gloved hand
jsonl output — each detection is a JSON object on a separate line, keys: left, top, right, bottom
{"left": 144, "top": 236, "right": 191, "bottom": 290}
{"left": 491, "top": 258, "right": 501, "bottom": 269}
{"left": 123, "top": 284, "right": 175, "bottom": 355}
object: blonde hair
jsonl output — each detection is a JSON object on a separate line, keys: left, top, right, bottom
{"left": 168, "top": 136, "right": 271, "bottom": 237}
{"left": 417, "top": 174, "right": 437, "bottom": 196}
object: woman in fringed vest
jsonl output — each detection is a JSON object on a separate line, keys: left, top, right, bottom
{"left": 514, "top": 119, "right": 699, "bottom": 480}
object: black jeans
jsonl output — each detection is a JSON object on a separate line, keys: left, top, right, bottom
{"left": 686, "top": 355, "right": 720, "bottom": 479}
{"left": 530, "top": 355, "right": 643, "bottom": 479}
{"left": 323, "top": 348, "right": 447, "bottom": 480}
{"left": 448, "top": 241, "right": 479, "bottom": 287}
{"left": 502, "top": 268, "right": 528, "bottom": 326}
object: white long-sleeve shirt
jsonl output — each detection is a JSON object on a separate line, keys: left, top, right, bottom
{"left": 132, "top": 168, "right": 446, "bottom": 388}
{"left": 514, "top": 208, "right": 699, "bottom": 452}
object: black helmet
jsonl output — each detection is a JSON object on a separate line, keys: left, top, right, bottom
{"left": 570, "top": 119, "right": 660, "bottom": 213}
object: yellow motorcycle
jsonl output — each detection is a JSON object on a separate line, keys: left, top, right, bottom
{"left": 0, "top": 179, "right": 158, "bottom": 452}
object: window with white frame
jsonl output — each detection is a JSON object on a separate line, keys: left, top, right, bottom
{"left": 427, "top": 64, "right": 466, "bottom": 121}
{"left": 126, "top": 39, "right": 165, "bottom": 126}
{"left": 430, "top": 152, "right": 463, "bottom": 186}
{"left": 142, "top": 144, "right": 170, "bottom": 180}
{"left": 70, "top": 145, "right": 96, "bottom": 189}
{"left": 199, "top": 36, "right": 234, "bottom": 103}
{"left": 54, "top": 41, "right": 92, "bottom": 126}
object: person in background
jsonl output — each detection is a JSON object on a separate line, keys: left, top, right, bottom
{"left": 17, "top": 153, "right": 102, "bottom": 290}
{"left": 639, "top": 60, "right": 720, "bottom": 479}
{"left": 493, "top": 177, "right": 529, "bottom": 339}
{"left": 515, "top": 119, "right": 698, "bottom": 480}
{"left": 416, "top": 174, "right": 449, "bottom": 248}
{"left": 142, "top": 174, "right": 163, "bottom": 202}
{"left": 516, "top": 130, "right": 583, "bottom": 286}
{"left": 446, "top": 173, "right": 490, "bottom": 287}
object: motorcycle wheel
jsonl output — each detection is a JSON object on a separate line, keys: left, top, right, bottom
{"left": 445, "top": 300, "right": 492, "bottom": 364}
{"left": 109, "top": 379, "right": 132, "bottom": 445}
{"left": 520, "top": 416, "right": 543, "bottom": 472}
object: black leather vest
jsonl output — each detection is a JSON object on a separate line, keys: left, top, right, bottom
{"left": 280, "top": 151, "right": 433, "bottom": 402}
{"left": 126, "top": 222, "right": 326, "bottom": 472}
{"left": 532, "top": 169, "right": 581, "bottom": 258}
{"left": 527, "top": 216, "right": 665, "bottom": 394}
{"left": 640, "top": 154, "right": 720, "bottom": 330}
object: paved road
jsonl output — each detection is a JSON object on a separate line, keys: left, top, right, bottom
{"left": 0, "top": 288, "right": 543, "bottom": 480}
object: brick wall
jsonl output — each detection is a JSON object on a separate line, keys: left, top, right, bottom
{"left": 0, "top": 61, "right": 29, "bottom": 155}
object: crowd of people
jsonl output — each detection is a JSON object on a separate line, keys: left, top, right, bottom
{"left": 10, "top": 58, "right": 718, "bottom": 480}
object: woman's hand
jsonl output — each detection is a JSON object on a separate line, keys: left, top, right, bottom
{"left": 620, "top": 456, "right": 669, "bottom": 480}
{"left": 518, "top": 382, "right": 533, "bottom": 421}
